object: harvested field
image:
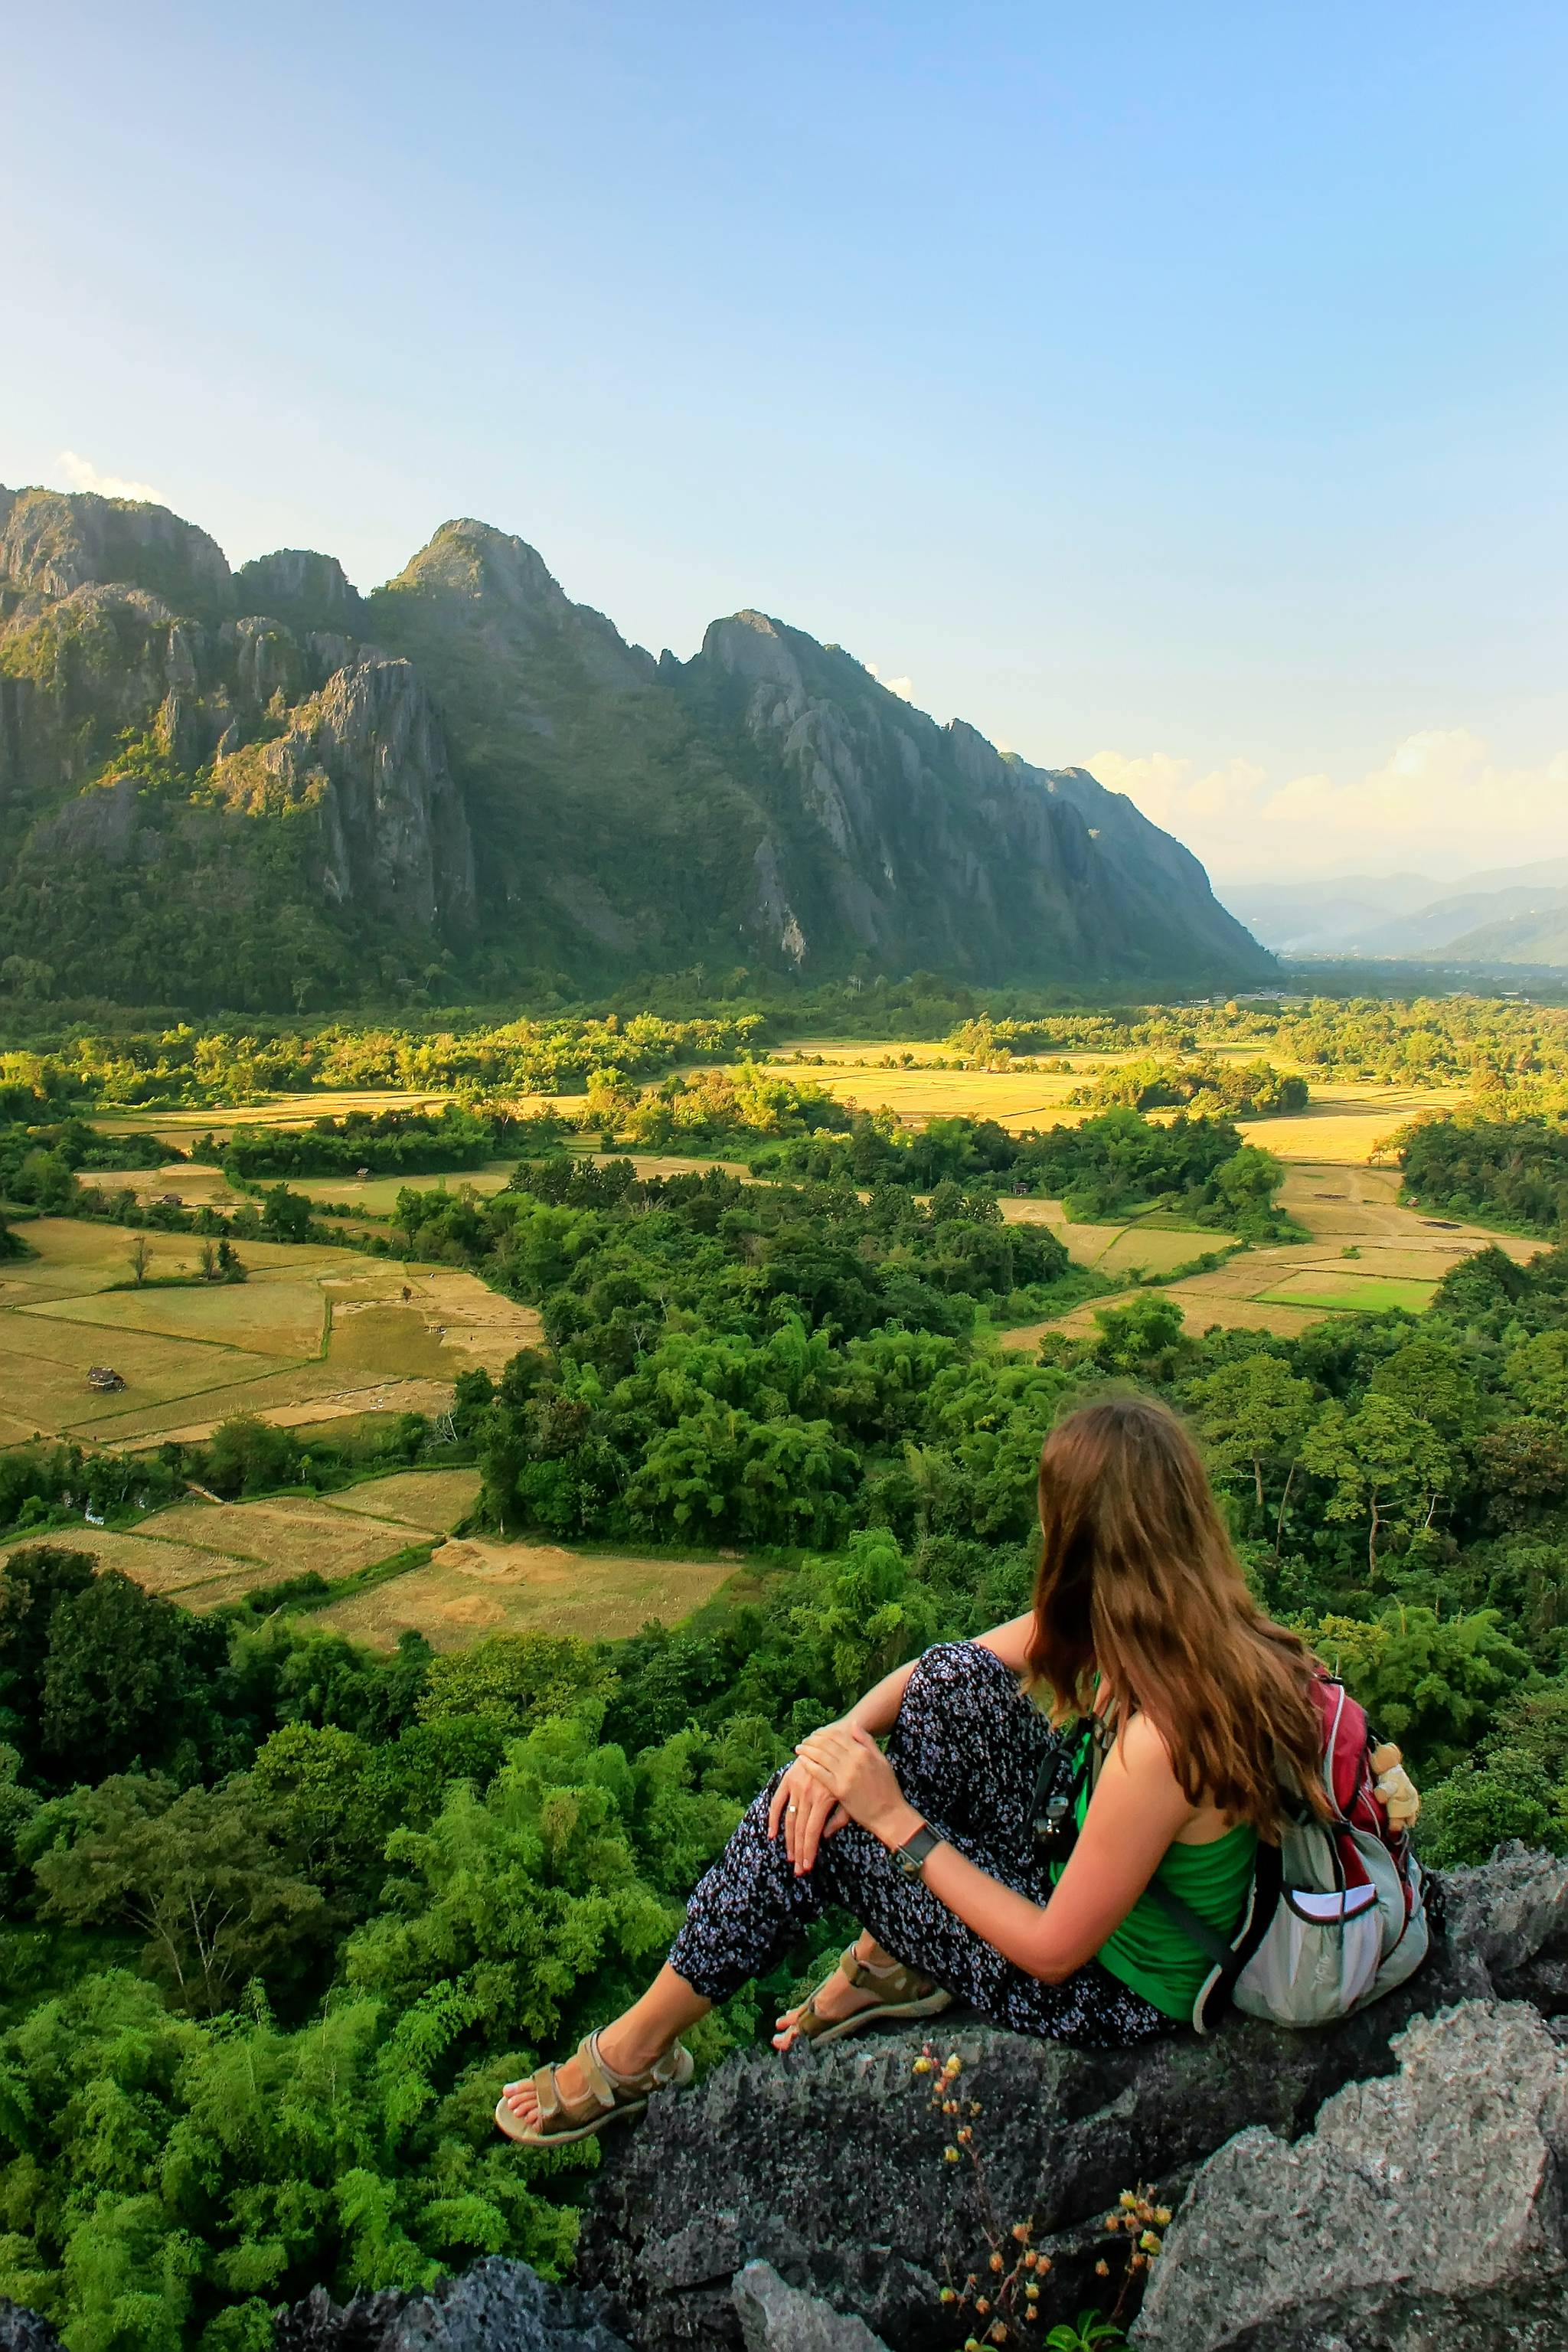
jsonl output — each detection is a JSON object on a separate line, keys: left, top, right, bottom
{"left": 0, "top": 1220, "right": 535, "bottom": 1442}
{"left": 84, "top": 1165, "right": 243, "bottom": 1209}
{"left": 1148, "top": 1294, "right": 1328, "bottom": 1337}
{"left": 1096, "top": 1227, "right": 1236, "bottom": 1277}
{"left": 144, "top": 1494, "right": 423, "bottom": 1578}
{"left": 1235, "top": 1083, "right": 1470, "bottom": 1165}
{"left": 576, "top": 1152, "right": 753, "bottom": 1181}
{"left": 324, "top": 1468, "right": 481, "bottom": 1530}
{"left": 0, "top": 1468, "right": 481, "bottom": 1613}
{"left": 995, "top": 1200, "right": 1236, "bottom": 1275}
{"left": 807, "top": 1066, "right": 1086, "bottom": 1131}
{"left": 0, "top": 1310, "right": 271, "bottom": 1442}
{"left": 136, "top": 1378, "right": 459, "bottom": 1449}
{"left": 0, "top": 1521, "right": 243, "bottom": 1599}
{"left": 1013, "top": 1152, "right": 1541, "bottom": 1347}
{"left": 88, "top": 1090, "right": 457, "bottom": 1147}
{"left": 292, "top": 1163, "right": 521, "bottom": 1215}
{"left": 0, "top": 1219, "right": 216, "bottom": 1302}
{"left": 312, "top": 1534, "right": 739, "bottom": 1650}
{"left": 27, "top": 1279, "right": 327, "bottom": 1357}
{"left": 327, "top": 1305, "right": 457, "bottom": 1379}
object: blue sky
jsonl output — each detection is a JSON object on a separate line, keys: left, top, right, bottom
{"left": 8, "top": 1, "right": 1566, "bottom": 883}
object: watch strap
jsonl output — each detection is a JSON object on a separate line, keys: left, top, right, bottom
{"left": 895, "top": 1821, "right": 942, "bottom": 1878}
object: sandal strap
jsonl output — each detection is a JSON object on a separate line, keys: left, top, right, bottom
{"left": 576, "top": 2032, "right": 623, "bottom": 2112}
{"left": 840, "top": 1943, "right": 936, "bottom": 2004}
{"left": 531, "top": 2064, "right": 564, "bottom": 2127}
{"left": 789, "top": 1987, "right": 840, "bottom": 2041}
{"left": 648, "top": 2040, "right": 688, "bottom": 2087}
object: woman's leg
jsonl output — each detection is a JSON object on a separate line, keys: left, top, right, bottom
{"left": 501, "top": 1767, "right": 819, "bottom": 2125}
{"left": 774, "top": 1642, "right": 1060, "bottom": 2040}
{"left": 884, "top": 1640, "right": 1057, "bottom": 1856}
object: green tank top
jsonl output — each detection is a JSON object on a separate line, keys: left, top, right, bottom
{"left": 1054, "top": 1736, "right": 1258, "bottom": 2023}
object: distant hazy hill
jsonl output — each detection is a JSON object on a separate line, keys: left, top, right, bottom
{"left": 0, "top": 485, "right": 1271, "bottom": 1008}
{"left": 1225, "top": 856, "right": 1568, "bottom": 969}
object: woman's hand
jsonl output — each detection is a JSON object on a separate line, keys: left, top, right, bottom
{"left": 793, "top": 1723, "right": 919, "bottom": 1847}
{"left": 766, "top": 1757, "right": 849, "bottom": 1876}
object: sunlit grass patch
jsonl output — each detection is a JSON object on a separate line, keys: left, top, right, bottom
{"left": 1256, "top": 1269, "right": 1438, "bottom": 1315}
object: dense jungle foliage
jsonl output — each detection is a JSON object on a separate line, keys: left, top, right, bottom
{"left": 2, "top": 989, "right": 1566, "bottom": 1122}
{"left": 1398, "top": 1112, "right": 1568, "bottom": 1239}
{"left": 760, "top": 1109, "right": 1294, "bottom": 1241}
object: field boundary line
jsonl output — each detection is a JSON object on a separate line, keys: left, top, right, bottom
{"left": 13, "top": 1303, "right": 291, "bottom": 1358}
{"left": 65, "top": 1354, "right": 322, "bottom": 1438}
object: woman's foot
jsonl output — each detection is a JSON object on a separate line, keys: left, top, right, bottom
{"left": 498, "top": 2019, "right": 671, "bottom": 2132}
{"left": 773, "top": 1935, "right": 912, "bottom": 2050}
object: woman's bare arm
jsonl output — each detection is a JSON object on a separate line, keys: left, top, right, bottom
{"left": 793, "top": 1712, "right": 1194, "bottom": 1981}
{"left": 972, "top": 1612, "right": 1036, "bottom": 1676}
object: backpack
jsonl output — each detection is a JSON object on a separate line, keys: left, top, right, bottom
{"left": 1039, "top": 1675, "right": 1430, "bottom": 2034}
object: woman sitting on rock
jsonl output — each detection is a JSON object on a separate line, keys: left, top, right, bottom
{"left": 497, "top": 1395, "right": 1331, "bottom": 2146}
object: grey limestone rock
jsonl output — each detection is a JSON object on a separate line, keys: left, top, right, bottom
{"left": 580, "top": 1851, "right": 1568, "bottom": 2352}
{"left": 0, "top": 485, "right": 230, "bottom": 611}
{"left": 0, "top": 2301, "right": 64, "bottom": 2352}
{"left": 274, "top": 2256, "right": 629, "bottom": 2352}
{"left": 1132, "top": 1999, "right": 1568, "bottom": 2352}
{"left": 732, "top": 2262, "right": 890, "bottom": 2352}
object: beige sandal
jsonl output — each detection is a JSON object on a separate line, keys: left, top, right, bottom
{"left": 785, "top": 1942, "right": 952, "bottom": 2048}
{"left": 495, "top": 2028, "right": 694, "bottom": 2147}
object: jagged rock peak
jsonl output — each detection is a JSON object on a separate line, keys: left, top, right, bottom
{"left": 234, "top": 548, "right": 364, "bottom": 632}
{"left": 0, "top": 484, "right": 232, "bottom": 612}
{"left": 698, "top": 610, "right": 808, "bottom": 692}
{"left": 380, "top": 519, "right": 658, "bottom": 690}
{"left": 386, "top": 518, "right": 570, "bottom": 611}
{"left": 1135, "top": 1998, "right": 1568, "bottom": 2350}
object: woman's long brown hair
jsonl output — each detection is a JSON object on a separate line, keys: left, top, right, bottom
{"left": 1025, "top": 1396, "right": 1328, "bottom": 1836}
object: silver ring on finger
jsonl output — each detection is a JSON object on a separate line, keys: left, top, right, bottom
{"left": 787, "top": 1802, "right": 798, "bottom": 1815}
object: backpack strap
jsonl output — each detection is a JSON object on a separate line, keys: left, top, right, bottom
{"left": 1140, "top": 1874, "right": 1238, "bottom": 1969}
{"left": 1142, "top": 1841, "right": 1284, "bottom": 2030}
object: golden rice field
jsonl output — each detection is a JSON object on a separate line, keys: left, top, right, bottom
{"left": 88, "top": 1089, "right": 456, "bottom": 1148}
{"left": 0, "top": 1219, "right": 541, "bottom": 1449}
{"left": 0, "top": 1468, "right": 483, "bottom": 1612}
{"left": 748, "top": 1044, "right": 1472, "bottom": 1157}
{"left": 312, "top": 1531, "right": 742, "bottom": 1651}
{"left": 0, "top": 1461, "right": 741, "bottom": 1648}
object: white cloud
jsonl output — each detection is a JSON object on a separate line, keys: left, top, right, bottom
{"left": 1088, "top": 730, "right": 1568, "bottom": 880}
{"left": 865, "top": 661, "right": 916, "bottom": 703}
{"left": 53, "top": 449, "right": 165, "bottom": 504}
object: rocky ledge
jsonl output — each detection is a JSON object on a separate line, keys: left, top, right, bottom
{"left": 1, "top": 1849, "right": 1565, "bottom": 2352}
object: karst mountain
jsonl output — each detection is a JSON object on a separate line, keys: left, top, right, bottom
{"left": 0, "top": 485, "right": 1272, "bottom": 1008}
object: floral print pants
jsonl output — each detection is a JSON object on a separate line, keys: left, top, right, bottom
{"left": 668, "top": 1641, "right": 1171, "bottom": 2048}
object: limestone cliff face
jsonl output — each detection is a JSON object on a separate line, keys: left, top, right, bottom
{"left": 0, "top": 488, "right": 475, "bottom": 1004}
{"left": 373, "top": 526, "right": 1269, "bottom": 991}
{"left": 0, "top": 486, "right": 1272, "bottom": 1005}
{"left": 209, "top": 652, "right": 475, "bottom": 929}
{"left": 674, "top": 612, "right": 1259, "bottom": 987}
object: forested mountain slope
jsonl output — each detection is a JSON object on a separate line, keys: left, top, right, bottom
{"left": 0, "top": 486, "right": 1272, "bottom": 1008}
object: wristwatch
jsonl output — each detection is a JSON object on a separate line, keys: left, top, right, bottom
{"left": 895, "top": 1821, "right": 943, "bottom": 1880}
